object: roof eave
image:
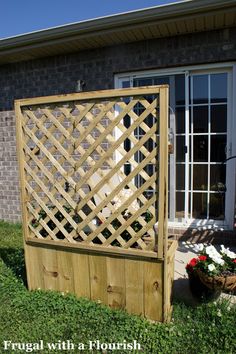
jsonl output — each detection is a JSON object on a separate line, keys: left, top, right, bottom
{"left": 0, "top": 0, "right": 235, "bottom": 52}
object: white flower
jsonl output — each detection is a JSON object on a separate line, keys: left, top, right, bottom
{"left": 206, "top": 245, "right": 223, "bottom": 263}
{"left": 205, "top": 245, "right": 217, "bottom": 255}
{"left": 211, "top": 256, "right": 225, "bottom": 266}
{"left": 220, "top": 244, "right": 227, "bottom": 254}
{"left": 208, "top": 264, "right": 216, "bottom": 272}
{"left": 220, "top": 245, "right": 236, "bottom": 259}
{"left": 226, "top": 250, "right": 236, "bottom": 259}
{"left": 193, "top": 243, "right": 204, "bottom": 252}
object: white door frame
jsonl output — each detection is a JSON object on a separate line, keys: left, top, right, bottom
{"left": 114, "top": 62, "right": 235, "bottom": 229}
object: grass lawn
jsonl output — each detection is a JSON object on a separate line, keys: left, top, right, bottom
{"left": 0, "top": 221, "right": 235, "bottom": 354}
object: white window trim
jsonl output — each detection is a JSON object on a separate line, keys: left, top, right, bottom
{"left": 114, "top": 62, "right": 236, "bottom": 230}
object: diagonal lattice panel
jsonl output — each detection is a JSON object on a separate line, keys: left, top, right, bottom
{"left": 15, "top": 86, "right": 168, "bottom": 257}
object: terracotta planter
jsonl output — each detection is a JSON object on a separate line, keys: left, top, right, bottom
{"left": 196, "top": 270, "right": 236, "bottom": 292}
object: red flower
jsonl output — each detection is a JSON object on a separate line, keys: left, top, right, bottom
{"left": 198, "top": 255, "right": 207, "bottom": 261}
{"left": 186, "top": 258, "right": 198, "bottom": 272}
{"left": 189, "top": 258, "right": 198, "bottom": 267}
{"left": 233, "top": 259, "right": 236, "bottom": 263}
{"left": 185, "top": 264, "right": 192, "bottom": 272}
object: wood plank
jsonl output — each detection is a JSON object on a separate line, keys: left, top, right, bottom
{"left": 164, "top": 255, "right": 175, "bottom": 322}
{"left": 71, "top": 253, "right": 91, "bottom": 299}
{"left": 106, "top": 257, "right": 125, "bottom": 309}
{"left": 56, "top": 249, "right": 75, "bottom": 293}
{"left": 24, "top": 244, "right": 44, "bottom": 290}
{"left": 89, "top": 254, "right": 108, "bottom": 304}
{"left": 125, "top": 259, "right": 144, "bottom": 316}
{"left": 15, "top": 102, "right": 30, "bottom": 241}
{"left": 167, "top": 240, "right": 178, "bottom": 262}
{"left": 143, "top": 260, "right": 163, "bottom": 322}
{"left": 158, "top": 87, "right": 169, "bottom": 259}
{"left": 41, "top": 247, "right": 59, "bottom": 291}
{"left": 26, "top": 238, "right": 158, "bottom": 258}
{"left": 16, "top": 86, "right": 163, "bottom": 106}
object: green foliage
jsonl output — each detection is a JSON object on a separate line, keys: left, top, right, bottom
{"left": 101, "top": 210, "right": 154, "bottom": 246}
{"left": 0, "top": 222, "right": 236, "bottom": 353}
{"left": 31, "top": 205, "right": 82, "bottom": 239}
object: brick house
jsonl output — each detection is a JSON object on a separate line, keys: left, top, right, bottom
{"left": 0, "top": 0, "right": 236, "bottom": 243}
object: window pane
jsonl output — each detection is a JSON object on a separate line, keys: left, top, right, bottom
{"left": 209, "top": 194, "right": 225, "bottom": 220}
{"left": 211, "top": 105, "right": 227, "bottom": 133}
{"left": 176, "top": 164, "right": 185, "bottom": 190}
{"left": 176, "top": 136, "right": 185, "bottom": 162}
{"left": 210, "top": 73, "right": 227, "bottom": 103}
{"left": 193, "top": 165, "right": 208, "bottom": 190}
{"left": 124, "top": 115, "right": 130, "bottom": 128}
{"left": 192, "top": 75, "right": 208, "bottom": 104}
{"left": 176, "top": 107, "right": 185, "bottom": 134}
{"left": 133, "top": 78, "right": 153, "bottom": 86}
{"left": 122, "top": 81, "right": 130, "bottom": 88}
{"left": 144, "top": 114, "right": 155, "bottom": 128}
{"left": 124, "top": 138, "right": 131, "bottom": 152}
{"left": 176, "top": 192, "right": 185, "bottom": 218}
{"left": 192, "top": 193, "right": 207, "bottom": 218}
{"left": 144, "top": 164, "right": 154, "bottom": 176}
{"left": 193, "top": 136, "right": 208, "bottom": 162}
{"left": 144, "top": 138, "right": 155, "bottom": 152}
{"left": 193, "top": 106, "right": 208, "bottom": 133}
{"left": 175, "top": 74, "right": 185, "bottom": 105}
{"left": 211, "top": 135, "right": 226, "bottom": 162}
{"left": 124, "top": 164, "right": 131, "bottom": 176}
{"left": 153, "top": 77, "right": 170, "bottom": 85}
{"left": 134, "top": 102, "right": 145, "bottom": 116}
{"left": 210, "top": 164, "right": 226, "bottom": 191}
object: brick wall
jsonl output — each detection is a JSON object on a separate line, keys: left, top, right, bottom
{"left": 0, "top": 111, "right": 21, "bottom": 221}
{"left": 0, "top": 27, "right": 236, "bottom": 223}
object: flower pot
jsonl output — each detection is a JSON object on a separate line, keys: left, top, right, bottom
{"left": 188, "top": 271, "right": 221, "bottom": 302}
{"left": 196, "top": 269, "right": 236, "bottom": 292}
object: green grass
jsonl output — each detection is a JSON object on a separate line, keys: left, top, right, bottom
{"left": 0, "top": 221, "right": 236, "bottom": 354}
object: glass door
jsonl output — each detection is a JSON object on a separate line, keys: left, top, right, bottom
{"left": 188, "top": 72, "right": 228, "bottom": 222}
{"left": 117, "top": 69, "right": 230, "bottom": 226}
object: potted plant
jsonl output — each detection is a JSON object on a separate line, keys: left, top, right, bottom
{"left": 186, "top": 244, "right": 236, "bottom": 300}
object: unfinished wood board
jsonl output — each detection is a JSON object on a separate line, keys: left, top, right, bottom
{"left": 24, "top": 242, "right": 178, "bottom": 322}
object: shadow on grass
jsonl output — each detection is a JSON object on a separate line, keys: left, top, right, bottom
{"left": 0, "top": 247, "right": 27, "bottom": 287}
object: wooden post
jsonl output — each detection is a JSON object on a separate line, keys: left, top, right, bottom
{"left": 15, "top": 102, "right": 30, "bottom": 241}
{"left": 15, "top": 101, "right": 33, "bottom": 289}
{"left": 158, "top": 87, "right": 171, "bottom": 322}
{"left": 157, "top": 87, "right": 169, "bottom": 260}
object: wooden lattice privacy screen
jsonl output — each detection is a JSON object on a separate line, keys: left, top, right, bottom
{"left": 15, "top": 86, "right": 168, "bottom": 259}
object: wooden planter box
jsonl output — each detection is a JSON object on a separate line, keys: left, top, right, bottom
{"left": 15, "top": 86, "right": 176, "bottom": 322}
{"left": 25, "top": 239, "right": 177, "bottom": 322}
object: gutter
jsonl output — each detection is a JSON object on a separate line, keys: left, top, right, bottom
{"left": 0, "top": 0, "right": 235, "bottom": 53}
